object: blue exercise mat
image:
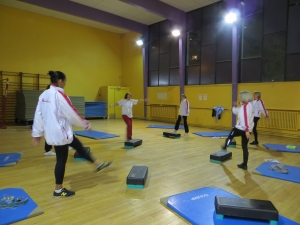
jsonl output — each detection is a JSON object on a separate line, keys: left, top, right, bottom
{"left": 160, "top": 186, "right": 299, "bottom": 225}
{"left": 263, "top": 143, "right": 300, "bottom": 153}
{"left": 73, "top": 130, "right": 118, "bottom": 139}
{"left": 147, "top": 124, "right": 184, "bottom": 129}
{"left": 193, "top": 131, "right": 230, "bottom": 137}
{"left": 0, "top": 187, "right": 43, "bottom": 225}
{"left": 253, "top": 162, "right": 300, "bottom": 184}
{"left": 0, "top": 153, "right": 22, "bottom": 167}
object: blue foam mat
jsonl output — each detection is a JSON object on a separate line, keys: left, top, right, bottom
{"left": 193, "top": 131, "right": 230, "bottom": 137}
{"left": 73, "top": 130, "right": 118, "bottom": 139}
{"left": 0, "top": 188, "right": 43, "bottom": 225}
{"left": 263, "top": 143, "right": 300, "bottom": 153}
{"left": 161, "top": 186, "right": 299, "bottom": 225}
{"left": 147, "top": 125, "right": 184, "bottom": 129}
{"left": 0, "top": 153, "right": 22, "bottom": 167}
{"left": 253, "top": 162, "right": 300, "bottom": 184}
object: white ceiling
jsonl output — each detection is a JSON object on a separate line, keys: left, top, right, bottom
{"left": 0, "top": 0, "right": 220, "bottom": 34}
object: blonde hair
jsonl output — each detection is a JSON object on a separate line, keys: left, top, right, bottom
{"left": 253, "top": 91, "right": 261, "bottom": 98}
{"left": 240, "top": 90, "right": 252, "bottom": 103}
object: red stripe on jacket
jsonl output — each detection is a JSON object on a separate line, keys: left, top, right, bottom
{"left": 258, "top": 98, "right": 268, "bottom": 117}
{"left": 243, "top": 103, "right": 249, "bottom": 132}
{"left": 57, "top": 90, "right": 88, "bottom": 125}
{"left": 185, "top": 100, "right": 189, "bottom": 114}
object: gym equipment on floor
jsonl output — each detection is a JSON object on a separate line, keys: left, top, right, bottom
{"left": 126, "top": 166, "right": 148, "bottom": 189}
{"left": 263, "top": 143, "right": 300, "bottom": 153}
{"left": 124, "top": 139, "right": 142, "bottom": 149}
{"left": 193, "top": 131, "right": 230, "bottom": 137}
{"left": 215, "top": 196, "right": 278, "bottom": 224}
{"left": 163, "top": 132, "right": 181, "bottom": 139}
{"left": 147, "top": 124, "right": 184, "bottom": 129}
{"left": 0, "top": 187, "right": 43, "bottom": 225}
{"left": 73, "top": 130, "right": 118, "bottom": 139}
{"left": 160, "top": 186, "right": 298, "bottom": 225}
{"left": 0, "top": 153, "right": 22, "bottom": 167}
{"left": 210, "top": 150, "right": 232, "bottom": 163}
{"left": 253, "top": 162, "right": 300, "bottom": 184}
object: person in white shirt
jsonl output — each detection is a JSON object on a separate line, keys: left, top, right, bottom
{"left": 222, "top": 90, "right": 254, "bottom": 170}
{"left": 32, "top": 71, "right": 108, "bottom": 198}
{"left": 174, "top": 94, "right": 190, "bottom": 135}
{"left": 110, "top": 93, "right": 146, "bottom": 140}
{"left": 250, "top": 91, "right": 268, "bottom": 146}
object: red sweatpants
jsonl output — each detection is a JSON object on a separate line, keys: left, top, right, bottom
{"left": 122, "top": 115, "right": 132, "bottom": 138}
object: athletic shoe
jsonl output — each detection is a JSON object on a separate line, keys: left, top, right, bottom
{"left": 173, "top": 130, "right": 177, "bottom": 133}
{"left": 95, "top": 161, "right": 113, "bottom": 173}
{"left": 53, "top": 188, "right": 75, "bottom": 198}
{"left": 221, "top": 145, "right": 226, "bottom": 150}
{"left": 237, "top": 163, "right": 248, "bottom": 170}
{"left": 95, "top": 162, "right": 105, "bottom": 172}
{"left": 68, "top": 146, "right": 73, "bottom": 150}
{"left": 184, "top": 133, "right": 188, "bottom": 136}
{"left": 44, "top": 151, "right": 56, "bottom": 156}
{"left": 249, "top": 141, "right": 258, "bottom": 145}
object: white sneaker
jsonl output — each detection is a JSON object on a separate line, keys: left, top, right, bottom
{"left": 68, "top": 146, "right": 73, "bottom": 150}
{"left": 184, "top": 133, "right": 188, "bottom": 136}
{"left": 44, "top": 151, "right": 56, "bottom": 156}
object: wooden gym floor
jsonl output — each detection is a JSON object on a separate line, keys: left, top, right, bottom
{"left": 1, "top": 119, "right": 300, "bottom": 225}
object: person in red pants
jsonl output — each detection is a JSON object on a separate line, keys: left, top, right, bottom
{"left": 110, "top": 93, "right": 146, "bottom": 140}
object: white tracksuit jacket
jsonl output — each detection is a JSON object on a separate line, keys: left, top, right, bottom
{"left": 232, "top": 102, "right": 254, "bottom": 132}
{"left": 252, "top": 98, "right": 268, "bottom": 118}
{"left": 179, "top": 99, "right": 190, "bottom": 116}
{"left": 32, "top": 85, "right": 91, "bottom": 145}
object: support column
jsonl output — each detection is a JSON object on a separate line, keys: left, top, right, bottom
{"left": 232, "top": 24, "right": 238, "bottom": 127}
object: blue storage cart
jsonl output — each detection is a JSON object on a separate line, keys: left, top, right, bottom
{"left": 85, "top": 101, "right": 107, "bottom": 118}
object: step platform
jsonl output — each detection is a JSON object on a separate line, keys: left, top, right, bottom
{"left": 126, "top": 166, "right": 148, "bottom": 189}
{"left": 74, "top": 147, "right": 90, "bottom": 161}
{"left": 215, "top": 196, "right": 278, "bottom": 225}
{"left": 124, "top": 139, "right": 142, "bottom": 149}
{"left": 210, "top": 150, "right": 232, "bottom": 163}
{"left": 163, "top": 132, "right": 181, "bottom": 139}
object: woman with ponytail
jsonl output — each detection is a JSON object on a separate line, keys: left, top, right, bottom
{"left": 32, "top": 71, "right": 110, "bottom": 198}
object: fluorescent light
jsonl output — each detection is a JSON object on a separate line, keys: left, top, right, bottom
{"left": 136, "top": 39, "right": 143, "bottom": 46}
{"left": 172, "top": 29, "right": 180, "bottom": 37}
{"left": 224, "top": 12, "right": 237, "bottom": 23}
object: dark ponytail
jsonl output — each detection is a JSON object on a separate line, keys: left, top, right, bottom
{"left": 48, "top": 71, "right": 66, "bottom": 85}
{"left": 124, "top": 93, "right": 131, "bottom": 99}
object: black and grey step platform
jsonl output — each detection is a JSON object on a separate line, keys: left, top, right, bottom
{"left": 215, "top": 196, "right": 278, "bottom": 225}
{"left": 124, "top": 139, "right": 142, "bottom": 149}
{"left": 163, "top": 132, "right": 181, "bottom": 139}
{"left": 126, "top": 166, "right": 148, "bottom": 189}
{"left": 210, "top": 150, "right": 232, "bottom": 163}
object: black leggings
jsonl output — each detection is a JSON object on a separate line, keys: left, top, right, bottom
{"left": 45, "top": 141, "right": 52, "bottom": 152}
{"left": 54, "top": 135, "right": 95, "bottom": 184}
{"left": 252, "top": 117, "right": 260, "bottom": 142}
{"left": 174, "top": 115, "right": 189, "bottom": 133}
{"left": 223, "top": 127, "right": 249, "bottom": 165}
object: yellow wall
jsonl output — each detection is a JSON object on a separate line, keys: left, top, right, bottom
{"left": 121, "top": 32, "right": 144, "bottom": 118}
{"left": 238, "top": 82, "right": 300, "bottom": 110}
{"left": 0, "top": 5, "right": 122, "bottom": 101}
{"left": 147, "top": 86, "right": 180, "bottom": 119}
{"left": 148, "top": 82, "right": 300, "bottom": 132}
{"left": 185, "top": 84, "right": 232, "bottom": 128}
